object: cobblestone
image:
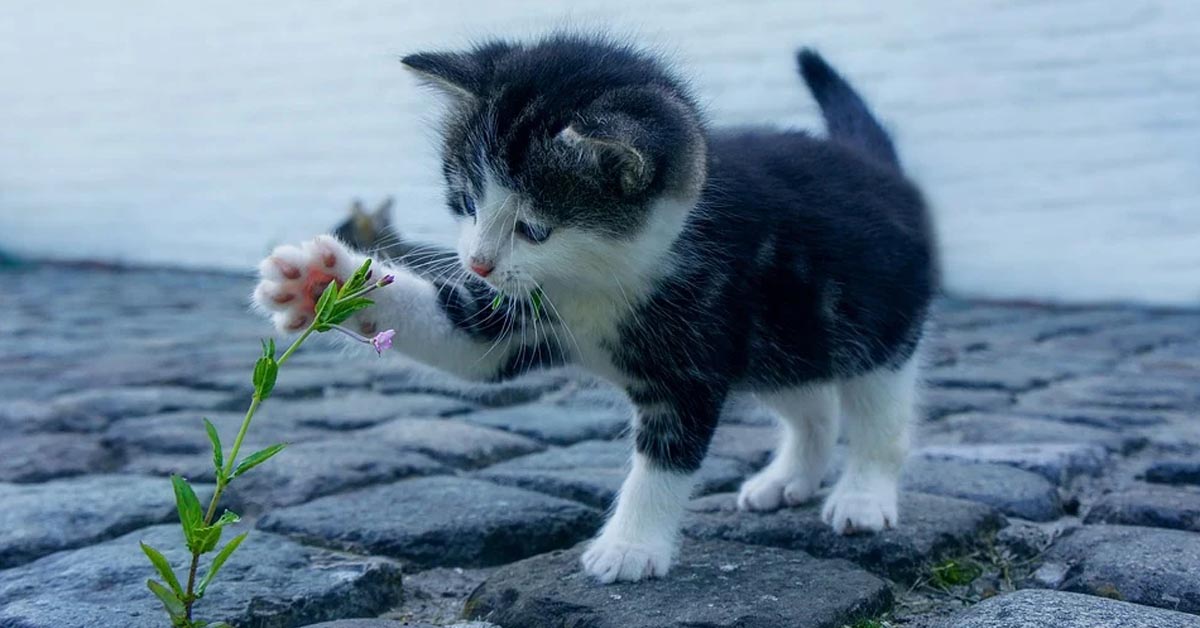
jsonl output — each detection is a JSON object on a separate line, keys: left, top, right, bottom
{"left": 463, "top": 540, "right": 891, "bottom": 628}
{"left": 2, "top": 265, "right": 1199, "bottom": 626}
{"left": 0, "top": 525, "right": 402, "bottom": 628}
{"left": 683, "top": 491, "right": 1005, "bottom": 581}
{"left": 257, "top": 476, "right": 601, "bottom": 568}
{"left": 1041, "top": 524, "right": 1200, "bottom": 614}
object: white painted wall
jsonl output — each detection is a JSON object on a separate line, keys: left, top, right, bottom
{"left": 1, "top": 0, "right": 1198, "bottom": 304}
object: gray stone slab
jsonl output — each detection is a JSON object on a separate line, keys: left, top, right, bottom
{"left": 353, "top": 417, "right": 544, "bottom": 468}
{"left": 458, "top": 403, "right": 627, "bottom": 445}
{"left": 218, "top": 438, "right": 447, "bottom": 512}
{"left": 918, "top": 442, "right": 1107, "bottom": 484}
{"left": 1146, "top": 458, "right": 1200, "bottom": 485}
{"left": 935, "top": 589, "right": 1200, "bottom": 628}
{"left": 926, "top": 411, "right": 1146, "bottom": 454}
{"left": 0, "top": 433, "right": 115, "bottom": 482}
{"left": 1020, "top": 406, "right": 1175, "bottom": 430}
{"left": 926, "top": 358, "right": 1071, "bottom": 392}
{"left": 463, "top": 540, "right": 892, "bottom": 628}
{"left": 103, "top": 409, "right": 329, "bottom": 457}
{"left": 0, "top": 524, "right": 402, "bottom": 628}
{"left": 300, "top": 622, "right": 411, "bottom": 628}
{"left": 476, "top": 440, "right": 749, "bottom": 508}
{"left": 193, "top": 361, "right": 377, "bottom": 394}
{"left": 1019, "top": 374, "right": 1200, "bottom": 413}
{"left": 0, "top": 474, "right": 192, "bottom": 569}
{"left": 302, "top": 622, "right": 502, "bottom": 628}
{"left": 1124, "top": 341, "right": 1200, "bottom": 378}
{"left": 374, "top": 363, "right": 570, "bottom": 407}
{"left": 923, "top": 386, "right": 1014, "bottom": 420}
{"left": 265, "top": 391, "right": 474, "bottom": 430}
{"left": 903, "top": 458, "right": 1063, "bottom": 521}
{"left": 258, "top": 476, "right": 601, "bottom": 567}
{"left": 1085, "top": 484, "right": 1200, "bottom": 532}
{"left": 683, "top": 491, "right": 1005, "bottom": 581}
{"left": 1042, "top": 524, "right": 1200, "bottom": 614}
{"left": 52, "top": 385, "right": 235, "bottom": 419}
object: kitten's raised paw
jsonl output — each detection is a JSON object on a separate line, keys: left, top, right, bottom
{"left": 253, "top": 235, "right": 363, "bottom": 333}
{"left": 581, "top": 537, "right": 671, "bottom": 583}
{"left": 736, "top": 469, "right": 818, "bottom": 511}
{"left": 821, "top": 484, "right": 898, "bottom": 535}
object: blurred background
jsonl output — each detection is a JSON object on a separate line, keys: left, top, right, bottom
{"left": 1, "top": 0, "right": 1197, "bottom": 305}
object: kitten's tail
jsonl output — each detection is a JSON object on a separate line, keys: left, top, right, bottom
{"left": 797, "top": 49, "right": 900, "bottom": 170}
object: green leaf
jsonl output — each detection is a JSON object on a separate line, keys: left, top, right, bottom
{"left": 324, "top": 297, "right": 374, "bottom": 327}
{"left": 314, "top": 280, "right": 339, "bottom": 320}
{"left": 203, "top": 418, "right": 223, "bottom": 480}
{"left": 252, "top": 354, "right": 278, "bottom": 400}
{"left": 191, "top": 509, "right": 240, "bottom": 554}
{"left": 171, "top": 475, "right": 203, "bottom": 548}
{"left": 213, "top": 509, "right": 241, "bottom": 528}
{"left": 197, "top": 532, "right": 248, "bottom": 598}
{"left": 490, "top": 294, "right": 504, "bottom": 311}
{"left": 147, "top": 579, "right": 186, "bottom": 618}
{"left": 339, "top": 258, "right": 373, "bottom": 297}
{"left": 192, "top": 525, "right": 223, "bottom": 554}
{"left": 140, "top": 542, "right": 183, "bottom": 598}
{"left": 232, "top": 443, "right": 286, "bottom": 478}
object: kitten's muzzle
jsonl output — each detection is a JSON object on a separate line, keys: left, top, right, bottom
{"left": 469, "top": 256, "right": 495, "bottom": 278}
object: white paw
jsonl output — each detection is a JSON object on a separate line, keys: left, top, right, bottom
{"left": 581, "top": 536, "right": 672, "bottom": 584}
{"left": 252, "top": 235, "right": 371, "bottom": 333}
{"left": 736, "top": 468, "right": 818, "bottom": 512}
{"left": 821, "top": 481, "right": 898, "bottom": 535}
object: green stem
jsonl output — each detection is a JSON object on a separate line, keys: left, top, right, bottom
{"left": 180, "top": 323, "right": 315, "bottom": 622}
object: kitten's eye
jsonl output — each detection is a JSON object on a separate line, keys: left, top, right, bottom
{"left": 515, "top": 220, "right": 552, "bottom": 244}
{"left": 460, "top": 193, "right": 477, "bottom": 218}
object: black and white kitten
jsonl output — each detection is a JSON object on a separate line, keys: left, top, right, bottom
{"left": 253, "top": 34, "right": 936, "bottom": 583}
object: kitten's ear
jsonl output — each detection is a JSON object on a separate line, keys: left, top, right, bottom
{"left": 401, "top": 52, "right": 480, "bottom": 100}
{"left": 558, "top": 123, "right": 654, "bottom": 196}
{"left": 373, "top": 197, "right": 394, "bottom": 223}
{"left": 349, "top": 198, "right": 366, "bottom": 218}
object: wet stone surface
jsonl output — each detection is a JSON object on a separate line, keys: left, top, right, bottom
{"left": 3, "top": 265, "right": 1200, "bottom": 626}
{"left": 936, "top": 589, "right": 1200, "bottom": 628}
{"left": 1041, "top": 524, "right": 1200, "bottom": 614}
{"left": 683, "top": 491, "right": 1005, "bottom": 581}
{"left": 258, "top": 476, "right": 602, "bottom": 568}
{"left": 463, "top": 540, "right": 892, "bottom": 628}
{"left": 0, "top": 525, "right": 403, "bottom": 628}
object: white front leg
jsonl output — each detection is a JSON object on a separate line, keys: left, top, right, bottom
{"left": 252, "top": 235, "right": 532, "bottom": 381}
{"left": 581, "top": 453, "right": 695, "bottom": 583}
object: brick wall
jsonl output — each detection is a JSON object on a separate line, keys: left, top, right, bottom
{"left": 1, "top": 0, "right": 1197, "bottom": 304}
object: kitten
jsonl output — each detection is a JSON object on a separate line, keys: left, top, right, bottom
{"left": 253, "top": 34, "right": 936, "bottom": 583}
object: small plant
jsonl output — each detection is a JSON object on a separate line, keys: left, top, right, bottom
{"left": 929, "top": 557, "right": 983, "bottom": 589}
{"left": 140, "top": 259, "right": 394, "bottom": 627}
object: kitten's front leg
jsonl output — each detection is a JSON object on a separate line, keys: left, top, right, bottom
{"left": 252, "top": 235, "right": 524, "bottom": 380}
{"left": 582, "top": 391, "right": 721, "bottom": 583}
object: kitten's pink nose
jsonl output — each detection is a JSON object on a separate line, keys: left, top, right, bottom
{"left": 469, "top": 258, "right": 495, "bottom": 278}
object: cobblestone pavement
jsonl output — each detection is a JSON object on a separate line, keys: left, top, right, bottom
{"left": 2, "top": 264, "right": 1200, "bottom": 627}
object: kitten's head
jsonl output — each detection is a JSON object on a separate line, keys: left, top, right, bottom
{"left": 403, "top": 34, "right": 706, "bottom": 298}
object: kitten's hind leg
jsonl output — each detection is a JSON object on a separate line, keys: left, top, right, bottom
{"left": 822, "top": 357, "right": 917, "bottom": 534}
{"left": 737, "top": 384, "right": 839, "bottom": 511}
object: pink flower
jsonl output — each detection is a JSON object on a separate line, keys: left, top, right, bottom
{"left": 379, "top": 274, "right": 395, "bottom": 287}
{"left": 371, "top": 329, "right": 395, "bottom": 355}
